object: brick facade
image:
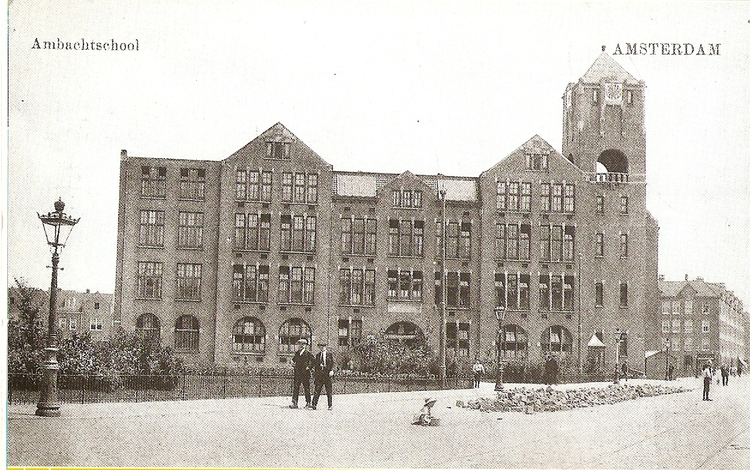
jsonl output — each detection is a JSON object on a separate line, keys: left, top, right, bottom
{"left": 114, "top": 53, "right": 660, "bottom": 370}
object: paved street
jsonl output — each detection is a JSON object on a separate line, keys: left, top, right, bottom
{"left": 7, "top": 376, "right": 750, "bottom": 468}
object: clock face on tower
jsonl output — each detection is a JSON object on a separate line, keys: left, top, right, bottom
{"left": 604, "top": 82, "right": 623, "bottom": 105}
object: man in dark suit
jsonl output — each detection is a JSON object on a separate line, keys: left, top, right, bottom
{"left": 290, "top": 338, "right": 314, "bottom": 409}
{"left": 312, "top": 341, "right": 334, "bottom": 410}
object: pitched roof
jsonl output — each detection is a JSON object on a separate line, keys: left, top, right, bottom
{"left": 333, "top": 171, "right": 477, "bottom": 202}
{"left": 658, "top": 279, "right": 720, "bottom": 298}
{"left": 581, "top": 52, "right": 639, "bottom": 85}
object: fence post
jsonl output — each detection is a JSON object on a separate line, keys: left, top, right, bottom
{"left": 181, "top": 371, "right": 186, "bottom": 401}
{"left": 258, "top": 369, "right": 263, "bottom": 397}
{"left": 222, "top": 367, "right": 227, "bottom": 399}
{"left": 81, "top": 375, "right": 86, "bottom": 404}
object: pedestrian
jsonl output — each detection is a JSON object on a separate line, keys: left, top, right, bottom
{"left": 412, "top": 397, "right": 438, "bottom": 426}
{"left": 290, "top": 338, "right": 314, "bottom": 409}
{"left": 738, "top": 362, "right": 744, "bottom": 377}
{"left": 550, "top": 355, "right": 559, "bottom": 385}
{"left": 543, "top": 354, "right": 552, "bottom": 385}
{"left": 312, "top": 341, "right": 334, "bottom": 410}
{"left": 621, "top": 360, "right": 629, "bottom": 381}
{"left": 668, "top": 364, "right": 674, "bottom": 381}
{"left": 702, "top": 362, "right": 713, "bottom": 401}
{"left": 720, "top": 364, "right": 729, "bottom": 386}
{"left": 472, "top": 359, "right": 485, "bottom": 388}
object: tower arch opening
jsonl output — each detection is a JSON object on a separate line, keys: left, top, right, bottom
{"left": 596, "top": 149, "right": 629, "bottom": 182}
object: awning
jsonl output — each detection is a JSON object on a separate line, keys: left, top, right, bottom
{"left": 587, "top": 334, "right": 606, "bottom": 348}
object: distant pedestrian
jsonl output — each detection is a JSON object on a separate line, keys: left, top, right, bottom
{"left": 543, "top": 354, "right": 552, "bottom": 385}
{"left": 621, "top": 361, "right": 629, "bottom": 381}
{"left": 549, "top": 355, "right": 559, "bottom": 385}
{"left": 720, "top": 364, "right": 729, "bottom": 386}
{"left": 472, "top": 359, "right": 485, "bottom": 388}
{"left": 312, "top": 342, "right": 334, "bottom": 410}
{"left": 702, "top": 363, "right": 713, "bottom": 401}
{"left": 290, "top": 338, "right": 314, "bottom": 409}
{"left": 668, "top": 365, "right": 674, "bottom": 381}
{"left": 738, "top": 362, "right": 744, "bottom": 377}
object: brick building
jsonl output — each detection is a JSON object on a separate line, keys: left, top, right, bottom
{"left": 650, "top": 276, "right": 747, "bottom": 376}
{"left": 114, "top": 52, "right": 659, "bottom": 371}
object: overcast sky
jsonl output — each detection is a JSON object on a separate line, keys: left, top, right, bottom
{"left": 7, "top": 1, "right": 750, "bottom": 307}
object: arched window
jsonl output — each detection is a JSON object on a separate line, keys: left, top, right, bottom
{"left": 233, "top": 317, "right": 266, "bottom": 353}
{"left": 541, "top": 325, "right": 573, "bottom": 354}
{"left": 500, "top": 324, "right": 528, "bottom": 358}
{"left": 596, "top": 149, "right": 629, "bottom": 182}
{"left": 135, "top": 313, "right": 160, "bottom": 341}
{"left": 279, "top": 318, "right": 311, "bottom": 353}
{"left": 384, "top": 321, "right": 423, "bottom": 346}
{"left": 174, "top": 315, "right": 199, "bottom": 351}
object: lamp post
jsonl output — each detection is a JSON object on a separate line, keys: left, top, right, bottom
{"left": 36, "top": 198, "right": 79, "bottom": 417}
{"left": 613, "top": 328, "right": 624, "bottom": 384}
{"left": 665, "top": 338, "right": 671, "bottom": 381}
{"left": 438, "top": 187, "right": 447, "bottom": 389}
{"left": 494, "top": 305, "right": 506, "bottom": 391}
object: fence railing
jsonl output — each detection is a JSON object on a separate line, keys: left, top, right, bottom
{"left": 7, "top": 372, "right": 473, "bottom": 405}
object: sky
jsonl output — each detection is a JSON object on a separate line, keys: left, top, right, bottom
{"left": 6, "top": 0, "right": 750, "bottom": 307}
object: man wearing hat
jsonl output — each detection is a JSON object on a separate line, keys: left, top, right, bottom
{"left": 311, "top": 341, "right": 335, "bottom": 410}
{"left": 412, "top": 397, "right": 437, "bottom": 425}
{"left": 290, "top": 338, "right": 314, "bottom": 409}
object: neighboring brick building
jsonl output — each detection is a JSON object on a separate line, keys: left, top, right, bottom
{"left": 650, "top": 276, "right": 748, "bottom": 376}
{"left": 114, "top": 52, "right": 659, "bottom": 370}
{"left": 55, "top": 289, "right": 115, "bottom": 340}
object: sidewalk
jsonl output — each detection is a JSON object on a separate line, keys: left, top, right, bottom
{"left": 8, "top": 377, "right": 750, "bottom": 468}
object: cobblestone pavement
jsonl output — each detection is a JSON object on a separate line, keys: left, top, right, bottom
{"left": 7, "top": 377, "right": 750, "bottom": 468}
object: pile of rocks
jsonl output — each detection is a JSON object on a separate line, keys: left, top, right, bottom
{"left": 458, "top": 383, "right": 691, "bottom": 414}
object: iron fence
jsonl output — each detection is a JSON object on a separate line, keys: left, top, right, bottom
{"left": 7, "top": 372, "right": 473, "bottom": 405}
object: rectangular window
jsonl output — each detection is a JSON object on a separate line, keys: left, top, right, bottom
{"left": 341, "top": 218, "right": 352, "bottom": 254}
{"left": 248, "top": 170, "right": 260, "bottom": 200}
{"left": 235, "top": 170, "right": 247, "bottom": 200}
{"left": 403, "top": 190, "right": 412, "bottom": 208}
{"left": 540, "top": 225, "right": 550, "bottom": 260}
{"left": 387, "top": 270, "right": 423, "bottom": 301}
{"left": 305, "top": 216, "right": 317, "bottom": 252}
{"left": 446, "top": 222, "right": 459, "bottom": 258}
{"left": 141, "top": 166, "right": 166, "bottom": 198}
{"left": 684, "top": 319, "right": 693, "bottom": 333}
{"left": 495, "top": 223, "right": 506, "bottom": 259}
{"left": 672, "top": 319, "right": 681, "bottom": 334}
{"left": 620, "top": 195, "right": 629, "bottom": 214}
{"left": 137, "top": 261, "right": 163, "bottom": 299}
{"left": 596, "top": 195, "right": 605, "bottom": 214}
{"left": 519, "top": 225, "right": 531, "bottom": 260}
{"left": 702, "top": 303, "right": 710, "bottom": 314}
{"left": 595, "top": 233, "right": 604, "bottom": 257}
{"left": 304, "top": 268, "right": 315, "bottom": 304}
{"left": 662, "top": 301, "right": 670, "bottom": 315}
{"left": 291, "top": 217, "right": 304, "bottom": 252}
{"left": 684, "top": 337, "right": 693, "bottom": 351}
{"left": 495, "top": 272, "right": 505, "bottom": 307}
{"left": 459, "top": 273, "right": 470, "bottom": 307}
{"left": 619, "top": 283, "right": 628, "bottom": 307}
{"left": 563, "top": 275, "right": 575, "bottom": 311}
{"left": 496, "top": 182, "right": 506, "bottom": 211}
{"left": 459, "top": 222, "right": 471, "bottom": 259}
{"left": 413, "top": 191, "right": 422, "bottom": 208}
{"left": 506, "top": 224, "right": 519, "bottom": 260}
{"left": 540, "top": 183, "right": 550, "bottom": 212}
{"left": 278, "top": 266, "right": 290, "bottom": 302}
{"left": 672, "top": 301, "right": 681, "bottom": 315}
{"left": 662, "top": 320, "right": 670, "bottom": 334}
{"left": 392, "top": 190, "right": 401, "bottom": 207}
{"left": 389, "top": 220, "right": 399, "bottom": 256}
{"left": 307, "top": 173, "right": 318, "bottom": 204}
{"left": 179, "top": 168, "right": 205, "bottom": 200}
{"left": 139, "top": 210, "right": 165, "bottom": 247}
{"left": 525, "top": 153, "right": 548, "bottom": 171}
{"left": 684, "top": 300, "right": 693, "bottom": 315}
{"left": 280, "top": 215, "right": 292, "bottom": 251}
{"left": 550, "top": 225, "right": 562, "bottom": 261}
{"left": 281, "top": 172, "right": 293, "bottom": 202}
{"left": 293, "top": 173, "right": 306, "bottom": 203}
{"left": 266, "top": 141, "right": 291, "bottom": 159}
{"left": 389, "top": 219, "right": 423, "bottom": 257}
{"left": 620, "top": 233, "right": 628, "bottom": 258}
{"left": 519, "top": 274, "right": 530, "bottom": 310}
{"left": 508, "top": 182, "right": 519, "bottom": 212}
{"left": 89, "top": 318, "right": 103, "bottom": 331}
{"left": 595, "top": 282, "right": 603, "bottom": 307}
{"left": 234, "top": 264, "right": 268, "bottom": 302}
{"left": 261, "top": 172, "right": 273, "bottom": 202}
{"left": 447, "top": 322, "right": 471, "bottom": 357}
{"left": 506, "top": 273, "right": 518, "bottom": 309}
{"left": 563, "top": 184, "right": 575, "bottom": 213}
{"left": 520, "top": 183, "right": 531, "bottom": 212}
{"left": 551, "top": 184, "right": 563, "bottom": 212}
{"left": 414, "top": 220, "right": 424, "bottom": 257}
{"left": 176, "top": 263, "right": 202, "bottom": 300}
{"left": 563, "top": 226, "right": 575, "bottom": 261}
{"left": 551, "top": 275, "right": 563, "bottom": 310}
{"left": 277, "top": 266, "right": 314, "bottom": 304}
{"left": 701, "top": 320, "right": 710, "bottom": 333}
{"left": 70, "top": 318, "right": 77, "bottom": 330}
{"left": 539, "top": 275, "right": 550, "bottom": 311}
{"left": 338, "top": 319, "right": 363, "bottom": 347}
{"left": 178, "top": 211, "right": 204, "bottom": 248}
{"left": 400, "top": 220, "right": 413, "bottom": 257}
{"left": 388, "top": 270, "right": 398, "bottom": 299}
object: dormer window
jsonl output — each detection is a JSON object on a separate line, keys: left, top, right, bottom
{"left": 266, "top": 141, "right": 291, "bottom": 160}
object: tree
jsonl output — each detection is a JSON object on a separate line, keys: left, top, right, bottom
{"left": 8, "top": 277, "right": 47, "bottom": 350}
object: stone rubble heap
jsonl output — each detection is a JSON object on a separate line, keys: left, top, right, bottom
{"left": 458, "top": 383, "right": 691, "bottom": 414}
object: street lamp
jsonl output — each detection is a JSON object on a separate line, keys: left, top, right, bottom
{"left": 613, "top": 328, "right": 627, "bottom": 384}
{"left": 36, "top": 198, "right": 79, "bottom": 417}
{"left": 494, "top": 305, "right": 506, "bottom": 391}
{"left": 438, "top": 187, "right": 447, "bottom": 389}
{"left": 664, "top": 338, "right": 671, "bottom": 381}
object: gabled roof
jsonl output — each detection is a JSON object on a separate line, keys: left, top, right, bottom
{"left": 481, "top": 134, "right": 583, "bottom": 177}
{"left": 580, "top": 52, "right": 640, "bottom": 85}
{"left": 659, "top": 279, "right": 720, "bottom": 298}
{"left": 225, "top": 122, "right": 332, "bottom": 168}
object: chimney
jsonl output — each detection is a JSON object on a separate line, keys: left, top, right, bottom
{"left": 658, "top": 275, "right": 665, "bottom": 281}
{"left": 684, "top": 274, "right": 689, "bottom": 281}
{"left": 120, "top": 149, "right": 128, "bottom": 160}
{"left": 86, "top": 288, "right": 90, "bottom": 294}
